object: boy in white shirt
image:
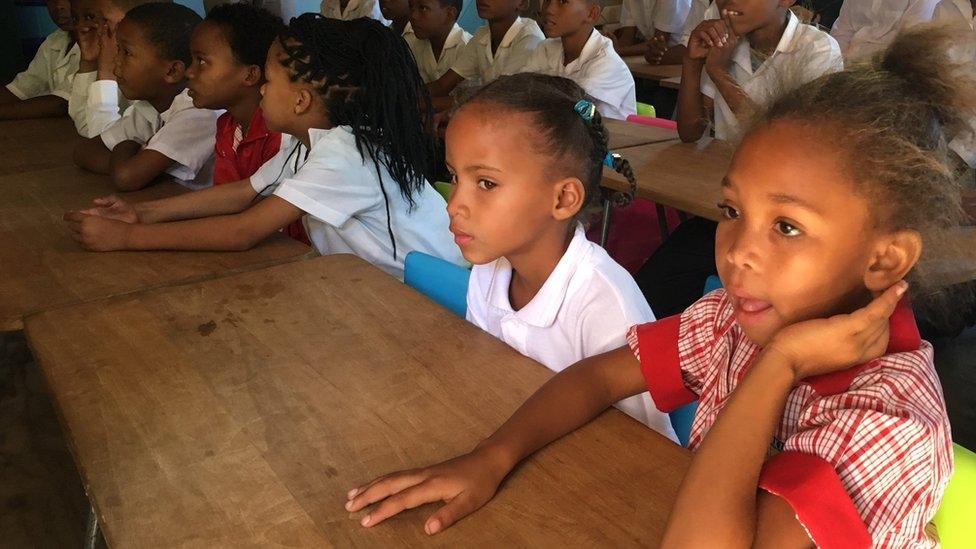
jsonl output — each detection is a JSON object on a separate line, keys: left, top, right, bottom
{"left": 645, "top": 0, "right": 710, "bottom": 64}
{"left": 613, "top": 0, "right": 692, "bottom": 57}
{"left": 523, "top": 0, "right": 636, "bottom": 119}
{"left": 73, "top": 3, "right": 220, "bottom": 190}
{"left": 320, "top": 0, "right": 390, "bottom": 23}
{"left": 426, "top": 0, "right": 544, "bottom": 112}
{"left": 677, "top": 0, "right": 842, "bottom": 142}
{"left": 404, "top": 0, "right": 471, "bottom": 83}
{"left": 830, "top": 0, "right": 939, "bottom": 61}
{"left": 0, "top": 0, "right": 79, "bottom": 120}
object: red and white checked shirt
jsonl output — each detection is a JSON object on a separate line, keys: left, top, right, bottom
{"left": 626, "top": 289, "right": 953, "bottom": 548}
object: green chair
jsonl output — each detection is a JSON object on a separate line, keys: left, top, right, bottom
{"left": 933, "top": 443, "right": 976, "bottom": 547}
{"left": 433, "top": 181, "right": 452, "bottom": 203}
{"left": 636, "top": 102, "right": 656, "bottom": 118}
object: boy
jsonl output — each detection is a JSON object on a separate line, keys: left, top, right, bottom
{"left": 522, "top": 0, "right": 636, "bottom": 119}
{"left": 677, "top": 0, "right": 842, "bottom": 142}
{"left": 0, "top": 0, "right": 79, "bottom": 120}
{"left": 379, "top": 0, "right": 411, "bottom": 34}
{"left": 830, "top": 0, "right": 938, "bottom": 61}
{"left": 645, "top": 0, "right": 710, "bottom": 65}
{"left": 612, "top": 0, "right": 691, "bottom": 57}
{"left": 403, "top": 0, "right": 471, "bottom": 83}
{"left": 426, "top": 0, "right": 544, "bottom": 111}
{"left": 73, "top": 2, "right": 220, "bottom": 190}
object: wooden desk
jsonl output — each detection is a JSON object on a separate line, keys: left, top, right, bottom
{"left": 603, "top": 139, "right": 733, "bottom": 220}
{"left": 624, "top": 57, "right": 683, "bottom": 82}
{"left": 0, "top": 117, "right": 81, "bottom": 175}
{"left": 25, "top": 255, "right": 691, "bottom": 547}
{"left": 0, "top": 165, "right": 312, "bottom": 330}
{"left": 605, "top": 118, "right": 679, "bottom": 149}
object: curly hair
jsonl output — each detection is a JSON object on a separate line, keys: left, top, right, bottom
{"left": 122, "top": 2, "right": 200, "bottom": 65}
{"left": 205, "top": 2, "right": 283, "bottom": 68}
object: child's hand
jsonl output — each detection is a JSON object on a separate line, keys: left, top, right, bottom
{"left": 645, "top": 34, "right": 668, "bottom": 65}
{"left": 79, "top": 195, "right": 140, "bottom": 224}
{"left": 766, "top": 281, "right": 908, "bottom": 382}
{"left": 63, "top": 211, "right": 131, "bottom": 251}
{"left": 77, "top": 20, "right": 101, "bottom": 65}
{"left": 687, "top": 19, "right": 731, "bottom": 60}
{"left": 96, "top": 22, "right": 118, "bottom": 81}
{"left": 345, "top": 447, "right": 509, "bottom": 535}
{"left": 704, "top": 12, "right": 739, "bottom": 72}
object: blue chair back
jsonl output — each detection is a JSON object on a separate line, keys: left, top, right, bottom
{"left": 173, "top": 0, "right": 206, "bottom": 16}
{"left": 404, "top": 251, "right": 471, "bottom": 318}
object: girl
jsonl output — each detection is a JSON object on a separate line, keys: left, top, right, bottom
{"left": 446, "top": 73, "right": 674, "bottom": 436}
{"left": 346, "top": 27, "right": 973, "bottom": 546}
{"left": 65, "top": 15, "right": 462, "bottom": 280}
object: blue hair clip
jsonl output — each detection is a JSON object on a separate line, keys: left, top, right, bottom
{"left": 603, "top": 152, "right": 618, "bottom": 168}
{"left": 574, "top": 99, "right": 596, "bottom": 122}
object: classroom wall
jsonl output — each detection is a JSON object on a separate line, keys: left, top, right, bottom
{"left": 0, "top": 0, "right": 27, "bottom": 82}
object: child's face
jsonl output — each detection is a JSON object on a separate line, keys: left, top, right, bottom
{"left": 71, "top": 0, "right": 101, "bottom": 35}
{"left": 409, "top": 0, "right": 456, "bottom": 39}
{"left": 113, "top": 18, "right": 173, "bottom": 101}
{"left": 445, "top": 103, "right": 578, "bottom": 264}
{"left": 720, "top": 0, "right": 794, "bottom": 36}
{"left": 715, "top": 120, "right": 883, "bottom": 346}
{"left": 475, "top": 0, "right": 521, "bottom": 22}
{"left": 260, "top": 41, "right": 312, "bottom": 134}
{"left": 379, "top": 0, "right": 410, "bottom": 22}
{"left": 46, "top": 0, "right": 73, "bottom": 32}
{"left": 93, "top": 0, "right": 126, "bottom": 26}
{"left": 539, "top": 0, "right": 596, "bottom": 39}
{"left": 186, "top": 21, "right": 256, "bottom": 110}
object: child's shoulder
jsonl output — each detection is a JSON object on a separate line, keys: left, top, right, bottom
{"left": 787, "top": 15, "right": 844, "bottom": 58}
{"left": 562, "top": 230, "right": 652, "bottom": 319}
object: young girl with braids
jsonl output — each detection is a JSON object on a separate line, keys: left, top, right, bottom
{"left": 64, "top": 15, "right": 462, "bottom": 279}
{"left": 347, "top": 27, "right": 974, "bottom": 546}
{"left": 445, "top": 73, "right": 674, "bottom": 436}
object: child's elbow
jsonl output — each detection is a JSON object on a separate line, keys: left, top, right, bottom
{"left": 678, "top": 123, "right": 704, "bottom": 143}
{"left": 109, "top": 166, "right": 150, "bottom": 191}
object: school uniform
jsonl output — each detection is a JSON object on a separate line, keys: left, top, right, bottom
{"left": 403, "top": 23, "right": 472, "bottom": 83}
{"left": 320, "top": 0, "right": 390, "bottom": 23}
{"left": 450, "top": 17, "right": 545, "bottom": 86}
{"left": 249, "top": 127, "right": 463, "bottom": 278}
{"left": 677, "top": 0, "right": 712, "bottom": 46}
{"left": 213, "top": 108, "right": 280, "bottom": 185}
{"left": 627, "top": 290, "right": 952, "bottom": 547}
{"left": 700, "top": 7, "right": 843, "bottom": 140}
{"left": 830, "top": 0, "right": 939, "bottom": 61}
{"left": 467, "top": 224, "right": 676, "bottom": 438}
{"left": 99, "top": 90, "right": 221, "bottom": 189}
{"left": 68, "top": 77, "right": 130, "bottom": 138}
{"left": 522, "top": 29, "right": 636, "bottom": 120}
{"left": 619, "top": 0, "right": 692, "bottom": 45}
{"left": 5, "top": 29, "right": 79, "bottom": 101}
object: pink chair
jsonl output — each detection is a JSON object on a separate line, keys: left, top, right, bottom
{"left": 625, "top": 114, "right": 678, "bottom": 130}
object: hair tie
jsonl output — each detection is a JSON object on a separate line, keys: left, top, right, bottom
{"left": 574, "top": 99, "right": 596, "bottom": 122}
{"left": 603, "top": 152, "right": 619, "bottom": 168}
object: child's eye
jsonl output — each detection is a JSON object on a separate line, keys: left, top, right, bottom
{"left": 775, "top": 220, "right": 802, "bottom": 237}
{"left": 717, "top": 202, "right": 739, "bottom": 220}
{"left": 447, "top": 172, "right": 457, "bottom": 185}
{"left": 477, "top": 179, "right": 496, "bottom": 190}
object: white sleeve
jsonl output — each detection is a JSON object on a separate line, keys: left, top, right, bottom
{"left": 579, "top": 59, "right": 636, "bottom": 119}
{"left": 99, "top": 102, "right": 158, "bottom": 150}
{"left": 618, "top": 0, "right": 639, "bottom": 28}
{"left": 272, "top": 155, "right": 381, "bottom": 228}
{"left": 829, "top": 1, "right": 857, "bottom": 54}
{"left": 796, "top": 34, "right": 845, "bottom": 85}
{"left": 68, "top": 71, "right": 96, "bottom": 136}
{"left": 6, "top": 36, "right": 55, "bottom": 99}
{"left": 678, "top": 0, "right": 709, "bottom": 46}
{"left": 250, "top": 135, "right": 299, "bottom": 194}
{"left": 145, "top": 108, "right": 218, "bottom": 177}
{"left": 450, "top": 37, "right": 481, "bottom": 80}
{"left": 899, "top": 0, "right": 940, "bottom": 30}
{"left": 519, "top": 45, "right": 549, "bottom": 74}
{"left": 653, "top": 0, "right": 693, "bottom": 35}
{"left": 84, "top": 80, "right": 125, "bottom": 137}
{"left": 500, "top": 27, "right": 545, "bottom": 76}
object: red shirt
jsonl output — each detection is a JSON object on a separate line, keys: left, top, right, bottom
{"left": 627, "top": 290, "right": 952, "bottom": 548}
{"left": 213, "top": 108, "right": 309, "bottom": 245}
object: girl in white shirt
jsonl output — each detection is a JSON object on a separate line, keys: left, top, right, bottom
{"left": 447, "top": 73, "right": 675, "bottom": 437}
{"left": 65, "top": 15, "right": 462, "bottom": 280}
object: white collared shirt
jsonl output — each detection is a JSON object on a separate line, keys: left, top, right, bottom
{"left": 619, "top": 0, "right": 692, "bottom": 43}
{"left": 830, "top": 0, "right": 939, "bottom": 61}
{"left": 934, "top": 0, "right": 976, "bottom": 167}
{"left": 700, "top": 8, "right": 843, "bottom": 140}
{"left": 99, "top": 90, "right": 220, "bottom": 189}
{"left": 522, "top": 29, "right": 636, "bottom": 120}
{"left": 320, "top": 0, "right": 390, "bottom": 23}
{"left": 466, "top": 225, "right": 676, "bottom": 438}
{"left": 250, "top": 127, "right": 463, "bottom": 279}
{"left": 6, "top": 29, "right": 79, "bottom": 100}
{"left": 678, "top": 0, "right": 712, "bottom": 46}
{"left": 934, "top": 0, "right": 976, "bottom": 29}
{"left": 403, "top": 23, "right": 472, "bottom": 83}
{"left": 450, "top": 17, "right": 545, "bottom": 85}
{"left": 68, "top": 76, "right": 131, "bottom": 138}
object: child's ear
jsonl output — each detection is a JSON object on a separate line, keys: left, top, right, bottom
{"left": 164, "top": 60, "right": 187, "bottom": 84}
{"left": 863, "top": 229, "right": 922, "bottom": 292}
{"left": 243, "top": 65, "right": 263, "bottom": 87}
{"left": 294, "top": 88, "right": 315, "bottom": 115}
{"left": 586, "top": 3, "right": 601, "bottom": 23}
{"left": 551, "top": 177, "right": 586, "bottom": 221}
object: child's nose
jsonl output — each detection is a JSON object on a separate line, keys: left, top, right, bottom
{"left": 724, "top": 231, "right": 761, "bottom": 273}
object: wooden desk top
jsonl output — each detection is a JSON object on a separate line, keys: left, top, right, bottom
{"left": 604, "top": 139, "right": 733, "bottom": 220}
{"left": 605, "top": 118, "right": 679, "bottom": 149}
{"left": 624, "top": 58, "right": 683, "bottom": 81}
{"left": 0, "top": 117, "right": 81, "bottom": 175}
{"left": 25, "top": 255, "right": 691, "bottom": 547}
{"left": 0, "top": 165, "right": 311, "bottom": 330}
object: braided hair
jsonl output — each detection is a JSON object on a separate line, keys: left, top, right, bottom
{"left": 460, "top": 73, "right": 638, "bottom": 211}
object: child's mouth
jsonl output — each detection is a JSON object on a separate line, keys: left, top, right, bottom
{"left": 731, "top": 296, "right": 773, "bottom": 325}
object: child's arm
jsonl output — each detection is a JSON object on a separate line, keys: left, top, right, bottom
{"left": 0, "top": 95, "right": 68, "bottom": 120}
{"left": 345, "top": 346, "right": 648, "bottom": 534}
{"left": 75, "top": 178, "right": 261, "bottom": 225}
{"left": 702, "top": 11, "right": 752, "bottom": 117}
{"left": 73, "top": 135, "right": 113, "bottom": 174}
{"left": 426, "top": 69, "right": 465, "bottom": 98}
{"left": 107, "top": 140, "right": 177, "bottom": 191}
{"left": 677, "top": 21, "right": 722, "bottom": 142}
{"left": 660, "top": 282, "right": 906, "bottom": 548}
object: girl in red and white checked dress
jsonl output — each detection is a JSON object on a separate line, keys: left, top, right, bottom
{"left": 346, "top": 25, "right": 973, "bottom": 548}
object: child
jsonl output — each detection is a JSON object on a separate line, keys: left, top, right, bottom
{"left": 830, "top": 0, "right": 938, "bottom": 61}
{"left": 645, "top": 0, "right": 710, "bottom": 65}
{"left": 345, "top": 26, "right": 971, "bottom": 545}
{"left": 0, "top": 0, "right": 79, "bottom": 120}
{"left": 402, "top": 0, "right": 471, "bottom": 84}
{"left": 522, "top": 0, "right": 636, "bottom": 120}
{"left": 380, "top": 0, "right": 411, "bottom": 34}
{"left": 677, "top": 0, "right": 843, "bottom": 142}
{"left": 612, "top": 0, "right": 691, "bottom": 57}
{"left": 65, "top": 15, "right": 462, "bottom": 280}
{"left": 72, "top": 2, "right": 220, "bottom": 191}
{"left": 447, "top": 73, "right": 673, "bottom": 435}
{"left": 320, "top": 0, "right": 390, "bottom": 23}
{"left": 426, "top": 0, "right": 544, "bottom": 111}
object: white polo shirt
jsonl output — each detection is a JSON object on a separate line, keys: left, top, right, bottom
{"left": 619, "top": 0, "right": 692, "bottom": 44}
{"left": 320, "top": 0, "right": 390, "bottom": 23}
{"left": 701, "top": 8, "right": 843, "bottom": 140}
{"left": 830, "top": 0, "right": 939, "bottom": 61}
{"left": 249, "top": 127, "right": 463, "bottom": 279}
{"left": 466, "top": 224, "right": 676, "bottom": 438}
{"left": 68, "top": 76, "right": 131, "bottom": 138}
{"left": 403, "top": 23, "right": 472, "bottom": 83}
{"left": 6, "top": 30, "right": 79, "bottom": 101}
{"left": 100, "top": 90, "right": 220, "bottom": 189}
{"left": 678, "top": 0, "right": 712, "bottom": 46}
{"left": 450, "top": 17, "right": 545, "bottom": 85}
{"left": 522, "top": 29, "right": 636, "bottom": 120}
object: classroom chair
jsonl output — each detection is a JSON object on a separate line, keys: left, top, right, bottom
{"left": 173, "top": 0, "right": 206, "bottom": 16}
{"left": 635, "top": 102, "right": 656, "bottom": 118}
{"left": 404, "top": 251, "right": 470, "bottom": 318}
{"left": 433, "top": 181, "right": 452, "bottom": 203}
{"left": 625, "top": 114, "right": 678, "bottom": 130}
{"left": 933, "top": 443, "right": 976, "bottom": 547}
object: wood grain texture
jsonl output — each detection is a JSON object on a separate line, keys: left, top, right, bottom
{"left": 623, "top": 58, "right": 683, "bottom": 82}
{"left": 0, "top": 118, "right": 81, "bottom": 175}
{"left": 605, "top": 118, "right": 679, "bottom": 149}
{"left": 0, "top": 165, "right": 312, "bottom": 330}
{"left": 25, "top": 255, "right": 691, "bottom": 548}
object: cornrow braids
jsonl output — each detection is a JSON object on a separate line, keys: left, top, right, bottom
{"left": 461, "top": 73, "right": 638, "bottom": 212}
